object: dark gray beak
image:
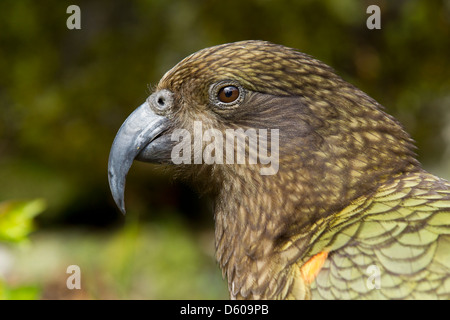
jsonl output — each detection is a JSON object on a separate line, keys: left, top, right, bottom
{"left": 108, "top": 90, "right": 174, "bottom": 214}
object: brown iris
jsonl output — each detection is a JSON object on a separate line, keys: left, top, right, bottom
{"left": 218, "top": 86, "right": 240, "bottom": 103}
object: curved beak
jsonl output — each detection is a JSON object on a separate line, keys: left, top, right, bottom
{"left": 108, "top": 101, "right": 171, "bottom": 214}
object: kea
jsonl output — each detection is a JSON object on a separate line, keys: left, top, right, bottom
{"left": 108, "top": 40, "right": 450, "bottom": 299}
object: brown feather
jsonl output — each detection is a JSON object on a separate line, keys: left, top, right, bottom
{"left": 150, "top": 40, "right": 424, "bottom": 298}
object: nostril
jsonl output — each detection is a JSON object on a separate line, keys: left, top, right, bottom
{"left": 151, "top": 89, "right": 173, "bottom": 112}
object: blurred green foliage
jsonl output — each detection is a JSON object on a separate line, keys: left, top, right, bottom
{"left": 0, "top": 199, "right": 45, "bottom": 243}
{"left": 9, "top": 219, "right": 228, "bottom": 299}
{"left": 0, "top": 199, "right": 45, "bottom": 299}
{"left": 0, "top": 0, "right": 449, "bottom": 299}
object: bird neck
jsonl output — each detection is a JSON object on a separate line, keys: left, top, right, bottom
{"left": 213, "top": 165, "right": 320, "bottom": 298}
{"left": 212, "top": 141, "right": 421, "bottom": 298}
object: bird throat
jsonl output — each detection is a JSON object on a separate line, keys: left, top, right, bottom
{"left": 211, "top": 129, "right": 420, "bottom": 298}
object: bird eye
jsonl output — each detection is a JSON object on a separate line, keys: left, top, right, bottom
{"left": 218, "top": 86, "right": 240, "bottom": 103}
{"left": 209, "top": 81, "right": 244, "bottom": 109}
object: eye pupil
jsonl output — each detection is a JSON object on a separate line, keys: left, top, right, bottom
{"left": 224, "top": 87, "right": 234, "bottom": 97}
{"left": 218, "top": 86, "right": 239, "bottom": 103}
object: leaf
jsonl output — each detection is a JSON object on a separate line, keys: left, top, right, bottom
{"left": 0, "top": 199, "right": 46, "bottom": 243}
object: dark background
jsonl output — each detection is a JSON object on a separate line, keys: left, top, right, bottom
{"left": 0, "top": 0, "right": 449, "bottom": 299}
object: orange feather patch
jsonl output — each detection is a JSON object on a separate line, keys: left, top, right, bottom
{"left": 300, "top": 251, "right": 329, "bottom": 284}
